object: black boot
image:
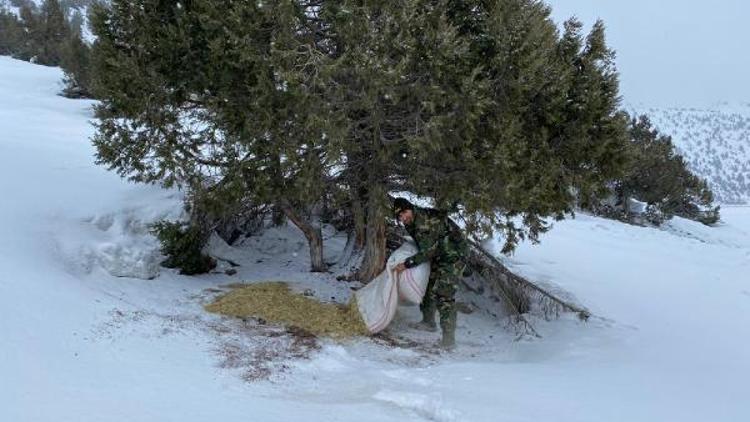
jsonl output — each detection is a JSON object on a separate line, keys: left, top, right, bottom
{"left": 411, "top": 298, "right": 438, "bottom": 331}
{"left": 439, "top": 307, "right": 457, "bottom": 349}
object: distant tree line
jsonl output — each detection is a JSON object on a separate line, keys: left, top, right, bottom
{"left": 0, "top": 0, "right": 92, "bottom": 97}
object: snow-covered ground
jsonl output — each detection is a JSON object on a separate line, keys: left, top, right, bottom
{"left": 2, "top": 56, "right": 749, "bottom": 422}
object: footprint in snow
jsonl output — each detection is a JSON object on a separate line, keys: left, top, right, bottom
{"left": 373, "top": 390, "right": 461, "bottom": 422}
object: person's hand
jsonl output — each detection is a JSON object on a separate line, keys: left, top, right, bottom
{"left": 394, "top": 262, "right": 407, "bottom": 273}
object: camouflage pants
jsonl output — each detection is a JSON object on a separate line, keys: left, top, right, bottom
{"left": 420, "top": 261, "right": 463, "bottom": 327}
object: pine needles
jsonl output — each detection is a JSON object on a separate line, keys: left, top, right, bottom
{"left": 466, "top": 239, "right": 591, "bottom": 338}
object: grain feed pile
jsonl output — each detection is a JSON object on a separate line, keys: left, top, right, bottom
{"left": 205, "top": 282, "right": 368, "bottom": 338}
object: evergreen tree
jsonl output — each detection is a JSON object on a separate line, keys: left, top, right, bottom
{"left": 12, "top": 0, "right": 70, "bottom": 65}
{"left": 3, "top": 1, "right": 92, "bottom": 98}
{"left": 316, "top": 0, "right": 490, "bottom": 278}
{"left": 17, "top": 4, "right": 42, "bottom": 62}
{"left": 58, "top": 8, "right": 94, "bottom": 98}
{"left": 320, "top": 2, "right": 629, "bottom": 261}
{"left": 60, "top": 29, "right": 92, "bottom": 98}
{"left": 608, "top": 115, "right": 720, "bottom": 225}
{"left": 90, "top": 0, "right": 337, "bottom": 272}
{"left": 37, "top": 0, "right": 70, "bottom": 65}
{"left": 0, "top": 8, "right": 24, "bottom": 56}
{"left": 90, "top": 0, "right": 631, "bottom": 277}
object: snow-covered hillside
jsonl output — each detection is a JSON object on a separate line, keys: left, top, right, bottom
{"left": 631, "top": 103, "right": 750, "bottom": 204}
{"left": 2, "top": 56, "right": 749, "bottom": 422}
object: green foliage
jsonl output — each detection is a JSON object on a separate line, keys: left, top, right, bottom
{"left": 150, "top": 220, "right": 216, "bottom": 275}
{"left": 318, "top": 3, "right": 629, "bottom": 252}
{"left": 90, "top": 0, "right": 633, "bottom": 256}
{"left": 0, "top": 8, "right": 25, "bottom": 56}
{"left": 598, "top": 115, "right": 720, "bottom": 226}
{"left": 90, "top": 0, "right": 326, "bottom": 189}
{"left": 10, "top": 0, "right": 70, "bottom": 65}
{"left": 14, "top": 5, "right": 42, "bottom": 61}
{"left": 626, "top": 115, "right": 720, "bottom": 225}
{"left": 1, "top": 1, "right": 94, "bottom": 98}
{"left": 59, "top": 30, "right": 92, "bottom": 98}
{"left": 88, "top": 0, "right": 338, "bottom": 258}
{"left": 37, "top": 0, "right": 69, "bottom": 64}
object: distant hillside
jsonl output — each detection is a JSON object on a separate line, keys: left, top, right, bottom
{"left": 632, "top": 103, "right": 750, "bottom": 204}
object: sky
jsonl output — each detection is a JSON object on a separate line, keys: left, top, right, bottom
{"left": 545, "top": 0, "right": 750, "bottom": 107}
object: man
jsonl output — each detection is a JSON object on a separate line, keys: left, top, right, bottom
{"left": 392, "top": 197, "right": 468, "bottom": 349}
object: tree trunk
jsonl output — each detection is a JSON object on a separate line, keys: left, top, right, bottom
{"left": 332, "top": 191, "right": 366, "bottom": 278}
{"left": 355, "top": 185, "right": 387, "bottom": 282}
{"left": 279, "top": 200, "right": 327, "bottom": 272}
{"left": 352, "top": 194, "right": 366, "bottom": 250}
{"left": 270, "top": 151, "right": 286, "bottom": 227}
{"left": 307, "top": 230, "right": 326, "bottom": 272}
{"left": 335, "top": 229, "right": 357, "bottom": 267}
{"left": 271, "top": 204, "right": 286, "bottom": 226}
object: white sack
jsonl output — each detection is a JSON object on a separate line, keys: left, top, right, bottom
{"left": 355, "top": 242, "right": 431, "bottom": 333}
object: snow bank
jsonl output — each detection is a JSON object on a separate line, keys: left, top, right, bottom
{"left": 53, "top": 192, "right": 183, "bottom": 279}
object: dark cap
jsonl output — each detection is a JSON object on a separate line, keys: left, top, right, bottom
{"left": 392, "top": 197, "right": 414, "bottom": 217}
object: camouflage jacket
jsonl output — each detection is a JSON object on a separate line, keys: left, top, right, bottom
{"left": 403, "top": 208, "right": 468, "bottom": 269}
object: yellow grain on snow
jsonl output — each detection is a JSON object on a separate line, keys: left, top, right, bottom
{"left": 205, "top": 282, "right": 368, "bottom": 338}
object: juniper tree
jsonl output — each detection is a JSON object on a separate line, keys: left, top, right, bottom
{"left": 427, "top": 10, "right": 627, "bottom": 253}
{"left": 90, "top": 0, "right": 631, "bottom": 278}
{"left": 312, "top": 0, "right": 490, "bottom": 279}
{"left": 11, "top": 0, "right": 70, "bottom": 65}
{"left": 38, "top": 0, "right": 69, "bottom": 65}
{"left": 0, "top": 8, "right": 24, "bottom": 56}
{"left": 615, "top": 115, "right": 719, "bottom": 225}
{"left": 321, "top": 1, "right": 629, "bottom": 270}
{"left": 17, "top": 5, "right": 42, "bottom": 62}
{"left": 90, "top": 0, "right": 340, "bottom": 272}
{"left": 60, "top": 30, "right": 92, "bottom": 98}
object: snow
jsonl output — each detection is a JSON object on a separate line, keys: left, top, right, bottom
{"left": 2, "top": 55, "right": 749, "bottom": 421}
{"left": 628, "top": 102, "right": 750, "bottom": 204}
{"left": 0, "top": 0, "right": 21, "bottom": 17}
